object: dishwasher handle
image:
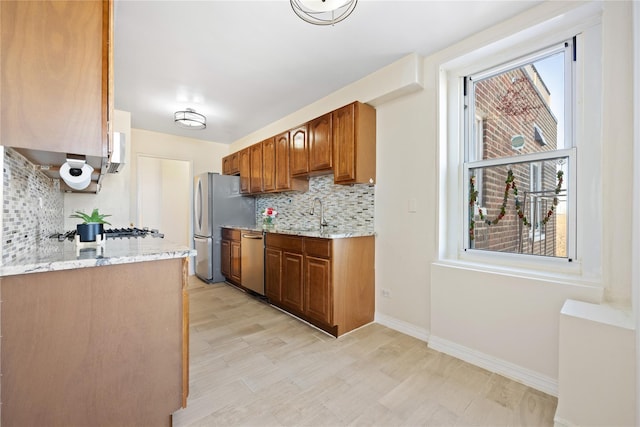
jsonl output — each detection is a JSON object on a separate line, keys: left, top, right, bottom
{"left": 242, "top": 234, "right": 263, "bottom": 240}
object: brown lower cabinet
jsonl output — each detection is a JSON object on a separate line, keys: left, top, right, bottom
{"left": 221, "top": 228, "right": 242, "bottom": 285}
{"left": 265, "top": 233, "right": 374, "bottom": 337}
{"left": 0, "top": 258, "right": 189, "bottom": 426}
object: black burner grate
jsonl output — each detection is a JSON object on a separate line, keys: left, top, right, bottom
{"left": 50, "top": 228, "right": 164, "bottom": 242}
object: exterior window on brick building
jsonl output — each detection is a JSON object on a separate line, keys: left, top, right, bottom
{"left": 533, "top": 124, "right": 547, "bottom": 146}
{"left": 464, "top": 40, "right": 575, "bottom": 259}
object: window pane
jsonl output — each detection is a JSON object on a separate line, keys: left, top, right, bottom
{"left": 469, "top": 157, "right": 568, "bottom": 258}
{"left": 472, "top": 50, "right": 565, "bottom": 161}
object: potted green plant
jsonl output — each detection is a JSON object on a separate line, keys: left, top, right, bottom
{"left": 69, "top": 208, "right": 111, "bottom": 242}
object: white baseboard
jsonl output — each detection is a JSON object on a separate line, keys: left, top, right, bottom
{"left": 374, "top": 312, "right": 430, "bottom": 342}
{"left": 428, "top": 334, "right": 558, "bottom": 397}
{"left": 372, "top": 315, "right": 558, "bottom": 397}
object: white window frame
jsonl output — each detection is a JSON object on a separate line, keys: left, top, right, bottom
{"left": 471, "top": 113, "right": 485, "bottom": 209}
{"left": 437, "top": 7, "right": 604, "bottom": 279}
{"left": 529, "top": 161, "right": 544, "bottom": 241}
{"left": 463, "top": 41, "right": 575, "bottom": 261}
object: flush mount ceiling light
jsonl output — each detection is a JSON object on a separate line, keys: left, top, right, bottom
{"left": 290, "top": 0, "right": 357, "bottom": 26}
{"left": 174, "top": 108, "right": 206, "bottom": 130}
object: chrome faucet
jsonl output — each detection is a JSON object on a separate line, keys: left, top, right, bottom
{"left": 309, "top": 197, "right": 328, "bottom": 228}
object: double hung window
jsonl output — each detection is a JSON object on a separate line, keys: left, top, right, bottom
{"left": 464, "top": 40, "right": 575, "bottom": 260}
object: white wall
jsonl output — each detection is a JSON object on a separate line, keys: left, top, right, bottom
{"left": 373, "top": 89, "right": 435, "bottom": 339}
{"left": 633, "top": 2, "right": 640, "bottom": 425}
{"left": 229, "top": 53, "right": 424, "bottom": 152}
{"left": 130, "top": 128, "right": 228, "bottom": 228}
{"left": 137, "top": 156, "right": 190, "bottom": 247}
{"left": 556, "top": 300, "right": 636, "bottom": 426}
{"left": 600, "top": 0, "right": 635, "bottom": 303}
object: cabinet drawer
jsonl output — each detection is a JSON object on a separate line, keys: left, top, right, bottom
{"left": 222, "top": 228, "right": 241, "bottom": 241}
{"left": 304, "top": 238, "right": 331, "bottom": 258}
{"left": 266, "top": 233, "right": 303, "bottom": 253}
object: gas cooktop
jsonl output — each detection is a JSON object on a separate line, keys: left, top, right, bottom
{"left": 50, "top": 228, "right": 164, "bottom": 242}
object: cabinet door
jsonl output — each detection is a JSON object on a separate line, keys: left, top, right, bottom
{"left": 290, "top": 125, "right": 309, "bottom": 176}
{"left": 1, "top": 0, "right": 109, "bottom": 157}
{"left": 333, "top": 102, "right": 376, "bottom": 185}
{"left": 230, "top": 241, "right": 242, "bottom": 284}
{"left": 305, "top": 256, "right": 332, "bottom": 325}
{"left": 308, "top": 113, "right": 332, "bottom": 172}
{"left": 249, "top": 143, "right": 263, "bottom": 193}
{"left": 262, "top": 138, "right": 276, "bottom": 192}
{"left": 281, "top": 251, "right": 304, "bottom": 314}
{"left": 265, "top": 248, "right": 282, "bottom": 303}
{"left": 332, "top": 103, "right": 356, "bottom": 183}
{"left": 239, "top": 148, "right": 250, "bottom": 194}
{"left": 222, "top": 153, "right": 239, "bottom": 176}
{"left": 230, "top": 152, "right": 239, "bottom": 174}
{"left": 274, "top": 131, "right": 291, "bottom": 191}
{"left": 222, "top": 156, "right": 232, "bottom": 175}
{"left": 220, "top": 239, "right": 231, "bottom": 278}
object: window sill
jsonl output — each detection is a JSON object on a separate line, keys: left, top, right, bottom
{"left": 434, "top": 254, "right": 603, "bottom": 292}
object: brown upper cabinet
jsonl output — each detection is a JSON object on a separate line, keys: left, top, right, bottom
{"left": 249, "top": 143, "right": 264, "bottom": 193}
{"left": 239, "top": 147, "right": 251, "bottom": 194}
{"left": 264, "top": 133, "right": 309, "bottom": 193}
{"left": 308, "top": 112, "right": 333, "bottom": 174}
{"left": 222, "top": 152, "right": 240, "bottom": 176}
{"left": 239, "top": 132, "right": 309, "bottom": 196}
{"left": 262, "top": 137, "right": 276, "bottom": 192}
{"left": 290, "top": 125, "right": 309, "bottom": 177}
{"left": 274, "top": 132, "right": 289, "bottom": 191}
{"left": 1, "top": 0, "right": 112, "bottom": 159}
{"left": 223, "top": 101, "right": 376, "bottom": 193}
{"left": 332, "top": 102, "right": 377, "bottom": 185}
{"left": 275, "top": 131, "right": 308, "bottom": 193}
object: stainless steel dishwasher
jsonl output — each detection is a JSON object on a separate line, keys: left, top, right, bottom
{"left": 240, "top": 231, "right": 265, "bottom": 295}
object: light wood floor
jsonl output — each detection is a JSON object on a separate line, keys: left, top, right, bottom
{"left": 172, "top": 277, "right": 557, "bottom": 426}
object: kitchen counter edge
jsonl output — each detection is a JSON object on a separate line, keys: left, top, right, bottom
{"left": 0, "top": 238, "right": 196, "bottom": 277}
{"left": 221, "top": 225, "right": 376, "bottom": 239}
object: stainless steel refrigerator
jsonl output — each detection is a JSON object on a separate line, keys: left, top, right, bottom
{"left": 193, "top": 173, "right": 255, "bottom": 282}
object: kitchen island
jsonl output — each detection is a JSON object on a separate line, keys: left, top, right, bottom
{"left": 0, "top": 238, "right": 195, "bottom": 426}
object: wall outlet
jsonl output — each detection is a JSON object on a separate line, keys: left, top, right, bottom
{"left": 408, "top": 198, "right": 417, "bottom": 213}
{"left": 381, "top": 288, "right": 391, "bottom": 298}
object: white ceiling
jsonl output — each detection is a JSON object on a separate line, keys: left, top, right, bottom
{"left": 113, "top": 0, "right": 541, "bottom": 144}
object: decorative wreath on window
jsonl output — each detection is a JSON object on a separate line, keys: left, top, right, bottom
{"left": 469, "top": 169, "right": 564, "bottom": 241}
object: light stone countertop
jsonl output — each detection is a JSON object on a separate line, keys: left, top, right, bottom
{"left": 222, "top": 225, "right": 375, "bottom": 239}
{"left": 0, "top": 237, "right": 195, "bottom": 277}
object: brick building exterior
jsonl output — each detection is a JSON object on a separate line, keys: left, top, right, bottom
{"left": 471, "top": 65, "right": 561, "bottom": 256}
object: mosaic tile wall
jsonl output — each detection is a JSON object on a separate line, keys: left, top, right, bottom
{"left": 255, "top": 174, "right": 374, "bottom": 232}
{"left": 3, "top": 148, "right": 64, "bottom": 263}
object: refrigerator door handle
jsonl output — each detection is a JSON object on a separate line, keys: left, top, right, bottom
{"left": 195, "top": 177, "right": 203, "bottom": 232}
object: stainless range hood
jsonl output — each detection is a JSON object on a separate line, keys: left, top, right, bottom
{"left": 106, "top": 132, "right": 126, "bottom": 173}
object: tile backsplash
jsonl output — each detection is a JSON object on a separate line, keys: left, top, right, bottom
{"left": 255, "top": 175, "right": 374, "bottom": 232}
{"left": 3, "top": 148, "right": 63, "bottom": 263}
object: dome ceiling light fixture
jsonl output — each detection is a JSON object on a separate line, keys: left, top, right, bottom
{"left": 290, "top": 0, "right": 358, "bottom": 26}
{"left": 174, "top": 108, "right": 206, "bottom": 130}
